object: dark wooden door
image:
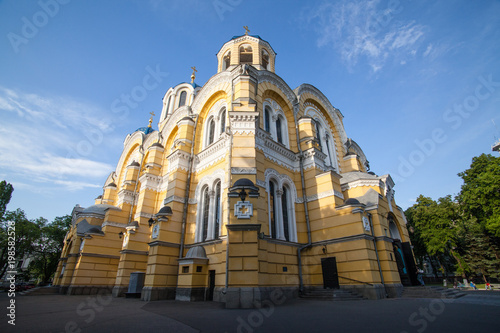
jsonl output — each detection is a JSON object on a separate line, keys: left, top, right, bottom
{"left": 321, "top": 257, "right": 340, "bottom": 289}
{"left": 207, "top": 270, "right": 216, "bottom": 301}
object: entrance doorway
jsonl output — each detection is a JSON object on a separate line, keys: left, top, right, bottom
{"left": 321, "top": 257, "right": 340, "bottom": 289}
{"left": 207, "top": 270, "right": 216, "bottom": 301}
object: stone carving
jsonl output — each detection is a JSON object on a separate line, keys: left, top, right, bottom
{"left": 235, "top": 201, "right": 253, "bottom": 219}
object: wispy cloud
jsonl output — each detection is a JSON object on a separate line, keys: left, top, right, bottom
{"left": 302, "top": 0, "right": 427, "bottom": 72}
{"left": 0, "top": 87, "right": 115, "bottom": 192}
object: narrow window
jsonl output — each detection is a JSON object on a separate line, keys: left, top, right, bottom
{"left": 240, "top": 45, "right": 253, "bottom": 64}
{"left": 165, "top": 96, "right": 172, "bottom": 117}
{"left": 315, "top": 120, "right": 322, "bottom": 149}
{"left": 208, "top": 118, "right": 215, "bottom": 145}
{"left": 282, "top": 187, "right": 289, "bottom": 241}
{"left": 179, "top": 91, "right": 187, "bottom": 107}
{"left": 220, "top": 108, "right": 226, "bottom": 134}
{"left": 202, "top": 187, "right": 210, "bottom": 241}
{"left": 269, "top": 181, "right": 277, "bottom": 239}
{"left": 325, "top": 137, "right": 334, "bottom": 167}
{"left": 223, "top": 51, "right": 231, "bottom": 70}
{"left": 264, "top": 106, "right": 271, "bottom": 132}
{"left": 276, "top": 117, "right": 283, "bottom": 144}
{"left": 261, "top": 50, "right": 269, "bottom": 70}
{"left": 214, "top": 181, "right": 221, "bottom": 239}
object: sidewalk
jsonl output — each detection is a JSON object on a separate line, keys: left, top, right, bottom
{"left": 1, "top": 291, "right": 499, "bottom": 333}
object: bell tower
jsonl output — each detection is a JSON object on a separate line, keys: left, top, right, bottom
{"left": 216, "top": 27, "right": 276, "bottom": 73}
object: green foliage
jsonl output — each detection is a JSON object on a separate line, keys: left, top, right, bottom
{"left": 28, "top": 215, "right": 72, "bottom": 284}
{"left": 0, "top": 180, "right": 72, "bottom": 283}
{"left": 405, "top": 154, "right": 500, "bottom": 280}
{"left": 458, "top": 153, "right": 500, "bottom": 237}
{"left": 0, "top": 180, "right": 14, "bottom": 220}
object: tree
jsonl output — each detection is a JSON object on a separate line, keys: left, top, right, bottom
{"left": 405, "top": 195, "right": 463, "bottom": 277}
{"left": 28, "top": 215, "right": 72, "bottom": 284}
{"left": 0, "top": 209, "right": 41, "bottom": 279}
{"left": 0, "top": 180, "right": 14, "bottom": 220}
{"left": 458, "top": 153, "right": 500, "bottom": 237}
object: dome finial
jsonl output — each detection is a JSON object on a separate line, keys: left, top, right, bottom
{"left": 148, "top": 111, "right": 155, "bottom": 128}
{"left": 243, "top": 26, "right": 250, "bottom": 35}
{"left": 190, "top": 66, "right": 197, "bottom": 83}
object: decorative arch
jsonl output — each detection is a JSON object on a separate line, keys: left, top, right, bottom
{"left": 194, "top": 169, "right": 226, "bottom": 242}
{"left": 264, "top": 168, "right": 298, "bottom": 242}
{"left": 263, "top": 98, "right": 290, "bottom": 149}
{"left": 305, "top": 105, "right": 339, "bottom": 171}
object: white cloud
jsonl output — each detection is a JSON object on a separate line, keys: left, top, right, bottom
{"left": 303, "top": 0, "right": 427, "bottom": 72}
{"left": 0, "top": 87, "right": 116, "bottom": 193}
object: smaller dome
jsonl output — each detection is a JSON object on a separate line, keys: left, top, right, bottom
{"left": 185, "top": 246, "right": 207, "bottom": 259}
{"left": 345, "top": 198, "right": 361, "bottom": 205}
{"left": 128, "top": 161, "right": 140, "bottom": 167}
{"left": 135, "top": 126, "right": 154, "bottom": 135}
{"left": 155, "top": 205, "right": 172, "bottom": 218}
{"left": 232, "top": 178, "right": 255, "bottom": 187}
{"left": 150, "top": 142, "right": 163, "bottom": 148}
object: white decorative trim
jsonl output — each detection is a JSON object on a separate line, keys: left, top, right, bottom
{"left": 195, "top": 133, "right": 230, "bottom": 172}
{"left": 139, "top": 173, "right": 162, "bottom": 192}
{"left": 234, "top": 201, "right": 253, "bottom": 219}
{"left": 296, "top": 83, "right": 347, "bottom": 146}
{"left": 229, "top": 111, "right": 259, "bottom": 134}
{"left": 190, "top": 71, "right": 232, "bottom": 114}
{"left": 231, "top": 167, "right": 257, "bottom": 174}
{"left": 167, "top": 150, "right": 191, "bottom": 173}
{"left": 102, "top": 221, "right": 128, "bottom": 228}
{"left": 193, "top": 169, "right": 227, "bottom": 204}
{"left": 302, "top": 147, "right": 328, "bottom": 171}
{"left": 256, "top": 179, "right": 266, "bottom": 188}
{"left": 362, "top": 216, "right": 371, "bottom": 232}
{"left": 341, "top": 179, "right": 384, "bottom": 192}
{"left": 296, "top": 189, "right": 344, "bottom": 204}
{"left": 256, "top": 128, "right": 299, "bottom": 171}
{"left": 117, "top": 189, "right": 138, "bottom": 206}
{"left": 257, "top": 71, "right": 297, "bottom": 106}
{"left": 164, "top": 195, "right": 187, "bottom": 205}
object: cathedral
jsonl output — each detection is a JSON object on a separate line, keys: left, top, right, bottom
{"left": 53, "top": 30, "right": 416, "bottom": 308}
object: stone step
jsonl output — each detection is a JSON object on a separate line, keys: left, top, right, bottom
{"left": 19, "top": 286, "right": 60, "bottom": 296}
{"left": 300, "top": 289, "right": 366, "bottom": 301}
{"left": 401, "top": 286, "right": 466, "bottom": 299}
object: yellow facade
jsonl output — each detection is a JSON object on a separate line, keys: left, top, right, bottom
{"left": 54, "top": 32, "right": 416, "bottom": 308}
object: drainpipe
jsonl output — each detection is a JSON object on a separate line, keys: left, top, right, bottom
{"left": 368, "top": 212, "right": 387, "bottom": 298}
{"left": 128, "top": 134, "right": 146, "bottom": 225}
{"left": 179, "top": 111, "right": 198, "bottom": 259}
{"left": 224, "top": 75, "right": 235, "bottom": 293}
{"left": 294, "top": 102, "right": 312, "bottom": 293}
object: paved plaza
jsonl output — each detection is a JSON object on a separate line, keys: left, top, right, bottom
{"left": 1, "top": 291, "right": 499, "bottom": 333}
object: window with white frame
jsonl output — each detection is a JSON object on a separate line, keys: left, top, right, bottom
{"left": 266, "top": 173, "right": 297, "bottom": 242}
{"left": 196, "top": 180, "right": 222, "bottom": 242}
{"left": 262, "top": 100, "right": 289, "bottom": 148}
{"left": 312, "top": 116, "right": 338, "bottom": 171}
{"left": 223, "top": 51, "right": 231, "bottom": 70}
{"left": 204, "top": 107, "right": 227, "bottom": 148}
{"left": 178, "top": 91, "right": 187, "bottom": 107}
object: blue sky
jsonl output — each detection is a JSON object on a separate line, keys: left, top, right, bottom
{"left": 0, "top": 0, "right": 499, "bottom": 222}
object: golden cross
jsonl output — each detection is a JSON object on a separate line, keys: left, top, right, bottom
{"left": 243, "top": 26, "right": 250, "bottom": 35}
{"left": 148, "top": 111, "right": 155, "bottom": 128}
{"left": 191, "top": 66, "right": 197, "bottom": 83}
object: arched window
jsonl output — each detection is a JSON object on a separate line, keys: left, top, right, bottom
{"left": 264, "top": 106, "right": 271, "bottom": 132}
{"left": 214, "top": 181, "right": 221, "bottom": 239}
{"left": 282, "top": 186, "right": 289, "bottom": 241}
{"left": 196, "top": 179, "right": 223, "bottom": 242}
{"left": 261, "top": 49, "right": 270, "bottom": 70}
{"left": 325, "top": 136, "right": 334, "bottom": 167}
{"left": 315, "top": 120, "right": 322, "bottom": 149}
{"left": 276, "top": 117, "right": 283, "bottom": 144}
{"left": 239, "top": 44, "right": 253, "bottom": 64}
{"left": 267, "top": 179, "right": 297, "bottom": 242}
{"left": 269, "top": 181, "right": 277, "bottom": 239}
{"left": 223, "top": 51, "right": 231, "bottom": 70}
{"left": 201, "top": 186, "right": 210, "bottom": 241}
{"left": 179, "top": 91, "right": 187, "bottom": 107}
{"left": 165, "top": 95, "right": 172, "bottom": 117}
{"left": 208, "top": 118, "right": 215, "bottom": 145}
{"left": 220, "top": 108, "right": 226, "bottom": 134}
